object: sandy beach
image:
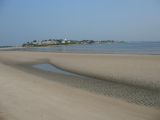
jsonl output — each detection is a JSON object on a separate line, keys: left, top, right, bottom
{"left": 0, "top": 51, "right": 160, "bottom": 120}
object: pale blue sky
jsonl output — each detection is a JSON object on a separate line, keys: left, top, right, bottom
{"left": 0, "top": 0, "right": 160, "bottom": 45}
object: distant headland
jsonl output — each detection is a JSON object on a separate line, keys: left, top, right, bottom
{"left": 22, "top": 39, "right": 125, "bottom": 47}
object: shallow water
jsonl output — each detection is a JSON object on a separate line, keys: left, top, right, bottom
{"left": 33, "top": 63, "right": 160, "bottom": 107}
{"left": 33, "top": 64, "right": 79, "bottom": 76}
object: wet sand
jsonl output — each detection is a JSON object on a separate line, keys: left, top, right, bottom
{"left": 0, "top": 51, "right": 160, "bottom": 120}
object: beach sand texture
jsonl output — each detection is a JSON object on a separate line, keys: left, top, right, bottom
{"left": 1, "top": 51, "right": 160, "bottom": 90}
{"left": 0, "top": 51, "right": 160, "bottom": 120}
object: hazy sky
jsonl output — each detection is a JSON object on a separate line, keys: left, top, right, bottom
{"left": 0, "top": 0, "right": 160, "bottom": 45}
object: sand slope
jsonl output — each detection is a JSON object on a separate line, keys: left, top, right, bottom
{"left": 1, "top": 51, "right": 160, "bottom": 89}
{"left": 0, "top": 51, "right": 160, "bottom": 120}
{"left": 0, "top": 63, "right": 160, "bottom": 120}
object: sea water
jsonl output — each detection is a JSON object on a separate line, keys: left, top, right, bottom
{"left": 21, "top": 41, "right": 160, "bottom": 54}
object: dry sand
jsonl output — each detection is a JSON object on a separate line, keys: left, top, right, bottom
{"left": 0, "top": 51, "right": 160, "bottom": 120}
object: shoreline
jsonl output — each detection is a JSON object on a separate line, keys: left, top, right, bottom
{"left": 7, "top": 49, "right": 160, "bottom": 55}
{"left": 1, "top": 43, "right": 160, "bottom": 55}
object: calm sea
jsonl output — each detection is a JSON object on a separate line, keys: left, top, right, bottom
{"left": 18, "top": 41, "right": 160, "bottom": 55}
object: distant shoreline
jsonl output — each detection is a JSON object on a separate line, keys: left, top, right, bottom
{"left": 1, "top": 47, "right": 160, "bottom": 55}
{"left": 1, "top": 41, "right": 160, "bottom": 55}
